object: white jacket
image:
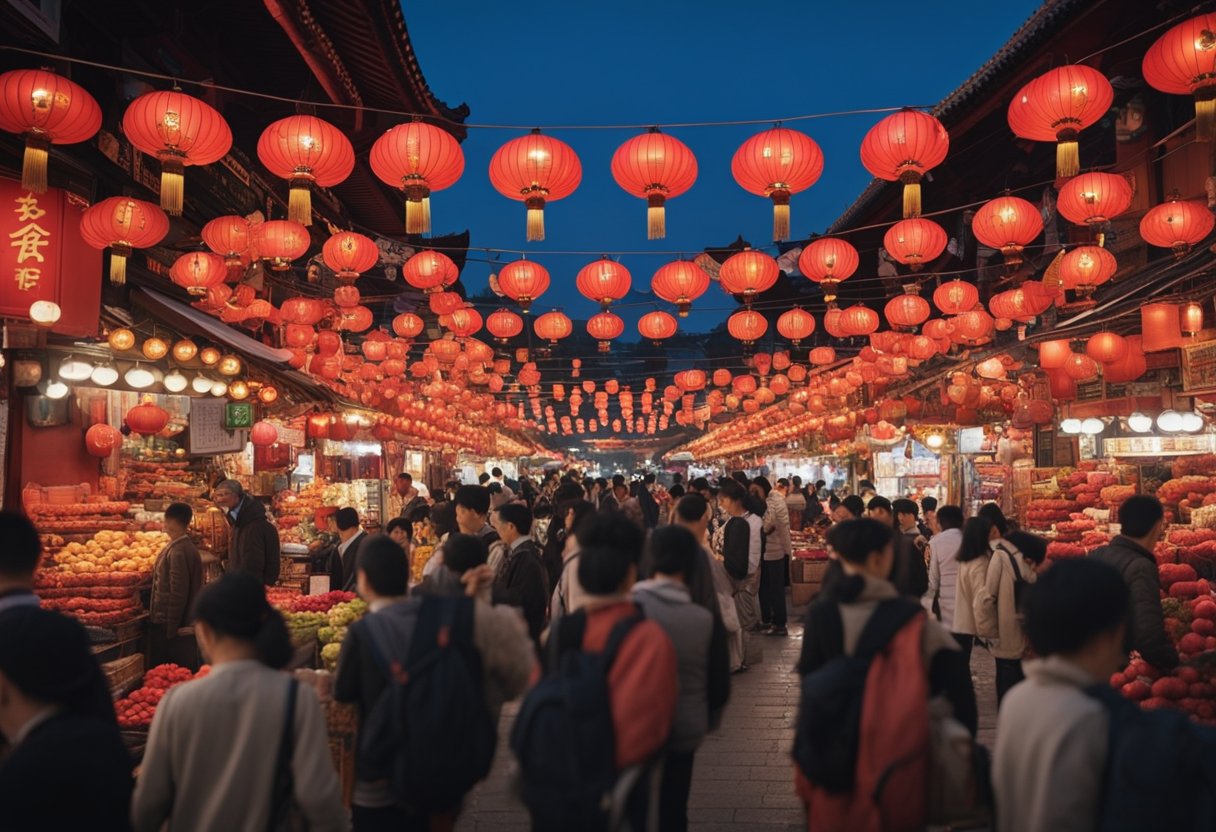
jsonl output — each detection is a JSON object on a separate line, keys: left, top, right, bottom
{"left": 976, "top": 539, "right": 1037, "bottom": 659}
{"left": 923, "top": 527, "right": 962, "bottom": 631}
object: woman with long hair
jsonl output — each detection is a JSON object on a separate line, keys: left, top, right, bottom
{"left": 952, "top": 516, "right": 994, "bottom": 668}
{"left": 975, "top": 502, "right": 1038, "bottom": 704}
{"left": 132, "top": 572, "right": 347, "bottom": 831}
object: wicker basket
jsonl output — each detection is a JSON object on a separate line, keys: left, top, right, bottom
{"left": 114, "top": 614, "right": 149, "bottom": 644}
{"left": 102, "top": 653, "right": 145, "bottom": 698}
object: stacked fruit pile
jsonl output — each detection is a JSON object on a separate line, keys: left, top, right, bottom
{"left": 53, "top": 530, "right": 168, "bottom": 574}
{"left": 284, "top": 611, "right": 328, "bottom": 646}
{"left": 279, "top": 591, "right": 356, "bottom": 614}
{"left": 120, "top": 460, "right": 202, "bottom": 501}
{"left": 28, "top": 501, "right": 132, "bottom": 535}
{"left": 35, "top": 570, "right": 147, "bottom": 628}
{"left": 1024, "top": 499, "right": 1075, "bottom": 530}
{"left": 115, "top": 664, "right": 210, "bottom": 729}
{"left": 319, "top": 598, "right": 368, "bottom": 671}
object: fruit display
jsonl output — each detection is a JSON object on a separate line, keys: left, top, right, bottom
{"left": 52, "top": 530, "right": 169, "bottom": 573}
{"left": 115, "top": 664, "right": 210, "bottom": 729}
{"left": 326, "top": 598, "right": 367, "bottom": 628}
{"left": 284, "top": 611, "right": 328, "bottom": 647}
{"left": 321, "top": 641, "right": 342, "bottom": 671}
{"left": 27, "top": 500, "right": 133, "bottom": 535}
{"left": 120, "top": 459, "right": 207, "bottom": 503}
{"left": 1024, "top": 499, "right": 1075, "bottom": 529}
{"left": 273, "top": 480, "right": 327, "bottom": 545}
{"left": 279, "top": 591, "right": 356, "bottom": 614}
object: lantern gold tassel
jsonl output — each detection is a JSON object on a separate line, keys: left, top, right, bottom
{"left": 770, "top": 189, "right": 791, "bottom": 241}
{"left": 22, "top": 133, "right": 49, "bottom": 194}
{"left": 160, "top": 158, "right": 185, "bottom": 216}
{"left": 109, "top": 245, "right": 131, "bottom": 285}
{"left": 647, "top": 193, "right": 666, "bottom": 240}
{"left": 289, "top": 175, "right": 313, "bottom": 225}
{"left": 1055, "top": 129, "right": 1080, "bottom": 179}
{"left": 403, "top": 183, "right": 432, "bottom": 234}
{"left": 525, "top": 195, "right": 546, "bottom": 242}
{"left": 900, "top": 172, "right": 922, "bottom": 218}
{"left": 1196, "top": 91, "right": 1216, "bottom": 142}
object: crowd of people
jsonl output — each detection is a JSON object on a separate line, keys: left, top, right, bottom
{"left": 1, "top": 467, "right": 1215, "bottom": 831}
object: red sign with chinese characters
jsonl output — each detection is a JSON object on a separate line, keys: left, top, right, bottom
{"left": 1, "top": 177, "right": 101, "bottom": 336}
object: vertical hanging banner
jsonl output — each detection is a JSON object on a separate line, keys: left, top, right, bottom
{"left": 1, "top": 178, "right": 101, "bottom": 336}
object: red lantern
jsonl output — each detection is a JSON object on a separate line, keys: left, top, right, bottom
{"left": 676, "top": 369, "right": 707, "bottom": 392}
{"left": 84, "top": 423, "right": 121, "bottom": 457}
{"left": 1085, "top": 332, "right": 1128, "bottom": 364}
{"left": 1143, "top": 14, "right": 1216, "bottom": 141}
{"left": 1139, "top": 194, "right": 1215, "bottom": 258}
{"left": 883, "top": 218, "right": 947, "bottom": 271}
{"left": 429, "top": 291, "right": 463, "bottom": 317}
{"left": 907, "top": 335, "right": 938, "bottom": 360}
{"left": 839, "top": 305, "right": 879, "bottom": 336}
{"left": 250, "top": 421, "right": 278, "bottom": 447}
{"left": 306, "top": 413, "right": 331, "bottom": 439}
{"left": 972, "top": 194, "right": 1043, "bottom": 269}
{"left": 257, "top": 115, "right": 354, "bottom": 225}
{"left": 0, "top": 69, "right": 101, "bottom": 192}
{"left": 638, "top": 310, "right": 678, "bottom": 344}
{"left": 1103, "top": 335, "right": 1147, "bottom": 382}
{"left": 823, "top": 306, "right": 847, "bottom": 338}
{"left": 486, "top": 308, "right": 523, "bottom": 342}
{"left": 798, "top": 238, "right": 858, "bottom": 301}
{"left": 497, "top": 260, "right": 550, "bottom": 312}
{"left": 285, "top": 324, "right": 316, "bottom": 349}
{"left": 1056, "top": 172, "right": 1133, "bottom": 226}
{"left": 713, "top": 369, "right": 733, "bottom": 386}
{"left": 125, "top": 398, "right": 169, "bottom": 436}
{"left": 79, "top": 196, "right": 169, "bottom": 285}
{"left": 170, "top": 251, "right": 226, "bottom": 296}
{"left": 534, "top": 311, "right": 573, "bottom": 344}
{"left": 884, "top": 290, "right": 931, "bottom": 330}
{"left": 322, "top": 231, "right": 378, "bottom": 282}
{"left": 201, "top": 215, "right": 251, "bottom": 279}
{"left": 447, "top": 306, "right": 483, "bottom": 339}
{"left": 719, "top": 249, "right": 779, "bottom": 301}
{"left": 1059, "top": 245, "right": 1117, "bottom": 295}
{"left": 859, "top": 109, "right": 949, "bottom": 217}
{"left": 650, "top": 260, "right": 710, "bottom": 316}
{"left": 776, "top": 307, "right": 815, "bottom": 345}
{"left": 122, "top": 89, "right": 232, "bottom": 215}
{"left": 336, "top": 305, "right": 373, "bottom": 333}
{"left": 388, "top": 313, "right": 423, "bottom": 341}
{"left": 732, "top": 126, "right": 823, "bottom": 241}
{"left": 1141, "top": 303, "right": 1182, "bottom": 352}
{"left": 952, "top": 310, "right": 994, "bottom": 345}
{"left": 727, "top": 309, "right": 768, "bottom": 345}
{"left": 257, "top": 220, "right": 310, "bottom": 271}
{"left": 328, "top": 285, "right": 358, "bottom": 309}
{"left": 576, "top": 258, "right": 632, "bottom": 308}
{"left": 1007, "top": 64, "right": 1113, "bottom": 178}
{"left": 370, "top": 119, "right": 464, "bottom": 233}
{"left": 1182, "top": 302, "right": 1205, "bottom": 336}
{"left": 402, "top": 250, "right": 458, "bottom": 292}
{"left": 989, "top": 281, "right": 1054, "bottom": 321}
{"left": 1063, "top": 352, "right": 1099, "bottom": 381}
{"left": 610, "top": 129, "right": 697, "bottom": 239}
{"left": 488, "top": 130, "right": 582, "bottom": 241}
{"left": 1038, "top": 339, "right": 1072, "bottom": 369}
{"left": 933, "top": 279, "right": 979, "bottom": 315}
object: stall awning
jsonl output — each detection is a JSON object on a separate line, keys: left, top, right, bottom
{"left": 132, "top": 287, "right": 293, "bottom": 365}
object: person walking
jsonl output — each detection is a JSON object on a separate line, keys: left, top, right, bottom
{"left": 782, "top": 478, "right": 807, "bottom": 532}
{"left": 717, "top": 479, "right": 763, "bottom": 667}
{"left": 336, "top": 507, "right": 369, "bottom": 593}
{"left": 754, "top": 476, "right": 791, "bottom": 636}
{"left": 922, "top": 504, "right": 964, "bottom": 638}
{"left": 632, "top": 526, "right": 730, "bottom": 832}
{"left": 0, "top": 511, "right": 42, "bottom": 614}
{"left": 1088, "top": 495, "right": 1180, "bottom": 671}
{"left": 0, "top": 606, "right": 133, "bottom": 832}
{"left": 953, "top": 516, "right": 994, "bottom": 668}
{"left": 132, "top": 573, "right": 348, "bottom": 832}
{"left": 148, "top": 502, "right": 204, "bottom": 668}
{"left": 975, "top": 505, "right": 1038, "bottom": 704}
{"left": 212, "top": 479, "right": 280, "bottom": 586}
{"left": 491, "top": 503, "right": 550, "bottom": 647}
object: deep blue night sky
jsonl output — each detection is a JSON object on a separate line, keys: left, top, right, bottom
{"left": 406, "top": 0, "right": 1043, "bottom": 337}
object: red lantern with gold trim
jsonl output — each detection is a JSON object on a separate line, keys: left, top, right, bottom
{"left": 884, "top": 289, "right": 930, "bottom": 331}
{"left": 79, "top": 196, "right": 169, "bottom": 285}
{"left": 776, "top": 307, "right": 815, "bottom": 345}
{"left": 651, "top": 260, "right": 710, "bottom": 317}
{"left": 402, "top": 250, "right": 457, "bottom": 293}
{"left": 370, "top": 119, "right": 465, "bottom": 234}
{"left": 201, "top": 215, "right": 251, "bottom": 280}
{"left": 1143, "top": 14, "right": 1216, "bottom": 141}
{"left": 798, "top": 238, "right": 858, "bottom": 301}
{"left": 257, "top": 115, "right": 354, "bottom": 225}
{"left": 638, "top": 310, "right": 678, "bottom": 344}
{"left": 576, "top": 258, "right": 632, "bottom": 308}
{"left": 1139, "top": 194, "right": 1215, "bottom": 258}
{"left": 1059, "top": 245, "right": 1117, "bottom": 295}
{"left": 534, "top": 310, "right": 573, "bottom": 344}
{"left": 0, "top": 68, "right": 101, "bottom": 193}
{"left": 170, "top": 251, "right": 226, "bottom": 296}
{"left": 859, "top": 109, "right": 949, "bottom": 217}
{"left": 125, "top": 397, "right": 170, "bottom": 436}
{"left": 486, "top": 308, "right": 523, "bottom": 342}
{"left": 257, "top": 220, "right": 310, "bottom": 271}
{"left": 883, "top": 218, "right": 947, "bottom": 271}
{"left": 323, "top": 231, "right": 378, "bottom": 282}
{"left": 488, "top": 129, "right": 582, "bottom": 241}
{"left": 1057, "top": 172, "right": 1133, "bottom": 226}
{"left": 727, "top": 309, "right": 768, "bottom": 345}
{"left": 972, "top": 194, "right": 1043, "bottom": 270}
{"left": 933, "top": 279, "right": 979, "bottom": 315}
{"left": 497, "top": 260, "right": 550, "bottom": 312}
{"left": 1007, "top": 65, "right": 1113, "bottom": 178}
{"left": 719, "top": 249, "right": 778, "bottom": 303}
{"left": 731, "top": 126, "right": 823, "bottom": 241}
{"left": 610, "top": 129, "right": 697, "bottom": 239}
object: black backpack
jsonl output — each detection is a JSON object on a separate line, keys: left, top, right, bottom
{"left": 509, "top": 608, "right": 643, "bottom": 832}
{"left": 360, "top": 595, "right": 497, "bottom": 813}
{"left": 792, "top": 598, "right": 921, "bottom": 792}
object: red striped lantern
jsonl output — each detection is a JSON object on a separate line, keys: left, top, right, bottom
{"left": 447, "top": 306, "right": 483, "bottom": 339}
{"left": 0, "top": 69, "right": 101, "bottom": 193}
{"left": 884, "top": 289, "right": 931, "bottom": 330}
{"left": 952, "top": 310, "right": 995, "bottom": 346}
{"left": 576, "top": 258, "right": 632, "bottom": 308}
{"left": 731, "top": 126, "right": 823, "bottom": 241}
{"left": 839, "top": 305, "right": 879, "bottom": 336}
{"left": 1085, "top": 332, "right": 1128, "bottom": 364}
{"left": 776, "top": 307, "right": 816, "bottom": 345}
{"left": 281, "top": 297, "right": 324, "bottom": 325}
{"left": 369, "top": 119, "right": 465, "bottom": 234}
{"left": 257, "top": 220, "right": 310, "bottom": 271}
{"left": 392, "top": 312, "right": 425, "bottom": 339}
{"left": 727, "top": 309, "right": 768, "bottom": 345}
{"left": 486, "top": 308, "right": 523, "bottom": 342}
{"left": 638, "top": 310, "right": 678, "bottom": 344}
{"left": 488, "top": 130, "right": 582, "bottom": 241}
{"left": 170, "top": 251, "right": 226, "bottom": 296}
{"left": 610, "top": 129, "right": 697, "bottom": 239}
{"left": 1056, "top": 172, "right": 1133, "bottom": 226}
{"left": 534, "top": 310, "right": 573, "bottom": 344}
{"left": 79, "top": 196, "right": 169, "bottom": 285}
{"left": 1059, "top": 245, "right": 1117, "bottom": 295}
{"left": 933, "top": 279, "right": 979, "bottom": 315}
{"left": 1102, "top": 335, "right": 1147, "bottom": 382}
{"left": 859, "top": 109, "right": 949, "bottom": 217}
{"left": 883, "top": 218, "right": 947, "bottom": 271}
{"left": 972, "top": 194, "right": 1043, "bottom": 270}
{"left": 798, "top": 237, "right": 858, "bottom": 302}
{"left": 1007, "top": 65, "right": 1113, "bottom": 178}
{"left": 429, "top": 291, "right": 463, "bottom": 317}
{"left": 257, "top": 115, "right": 354, "bottom": 225}
{"left": 809, "top": 346, "right": 836, "bottom": 365}
{"left": 201, "top": 215, "right": 251, "bottom": 280}
{"left": 497, "top": 260, "right": 550, "bottom": 312}
{"left": 1143, "top": 14, "right": 1216, "bottom": 141}
{"left": 719, "top": 249, "right": 779, "bottom": 302}
{"left": 402, "top": 250, "right": 458, "bottom": 293}
{"left": 651, "top": 260, "right": 710, "bottom": 316}
{"left": 322, "top": 231, "right": 378, "bottom": 282}
{"left": 1139, "top": 194, "right": 1215, "bottom": 258}
{"left": 1038, "top": 339, "right": 1073, "bottom": 369}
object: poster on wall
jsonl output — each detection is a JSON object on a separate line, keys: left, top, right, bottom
{"left": 188, "top": 399, "right": 246, "bottom": 455}
{"left": 1181, "top": 340, "right": 1216, "bottom": 394}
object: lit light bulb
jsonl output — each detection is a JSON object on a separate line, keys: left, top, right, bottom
{"left": 1157, "top": 410, "right": 1184, "bottom": 432}
{"left": 1080, "top": 417, "right": 1105, "bottom": 435}
{"left": 58, "top": 357, "right": 92, "bottom": 382}
{"left": 210, "top": 381, "right": 228, "bottom": 397}
{"left": 1180, "top": 411, "right": 1204, "bottom": 432}
{"left": 1060, "top": 418, "right": 1083, "bottom": 434}
{"left": 90, "top": 364, "right": 119, "bottom": 386}
{"left": 163, "top": 370, "right": 188, "bottom": 393}
{"left": 1127, "top": 412, "right": 1153, "bottom": 433}
{"left": 125, "top": 366, "right": 155, "bottom": 389}
{"left": 191, "top": 375, "right": 213, "bottom": 394}
{"left": 45, "top": 380, "right": 69, "bottom": 399}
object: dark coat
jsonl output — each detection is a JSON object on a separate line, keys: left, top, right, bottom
{"left": 149, "top": 536, "right": 204, "bottom": 637}
{"left": 227, "top": 496, "right": 280, "bottom": 586}
{"left": 491, "top": 538, "right": 549, "bottom": 644}
{"left": 1090, "top": 535, "right": 1180, "bottom": 670}
{"left": 339, "top": 530, "right": 369, "bottom": 593}
{"left": 0, "top": 712, "right": 134, "bottom": 831}
{"left": 891, "top": 531, "right": 929, "bottom": 599}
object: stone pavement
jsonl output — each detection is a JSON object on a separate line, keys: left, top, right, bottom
{"left": 457, "top": 611, "right": 1000, "bottom": 831}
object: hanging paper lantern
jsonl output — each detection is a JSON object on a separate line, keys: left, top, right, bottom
{"left": 446, "top": 305, "right": 482, "bottom": 339}
{"left": 952, "top": 310, "right": 995, "bottom": 345}
{"left": 1056, "top": 172, "right": 1133, "bottom": 226}
{"left": 650, "top": 260, "right": 710, "bottom": 316}
{"left": 201, "top": 215, "right": 251, "bottom": 279}
{"left": 370, "top": 119, "right": 465, "bottom": 234}
{"left": 402, "top": 249, "right": 458, "bottom": 293}
{"left": 1086, "top": 332, "right": 1128, "bottom": 364}
{"left": 576, "top": 258, "right": 632, "bottom": 308}
{"left": 859, "top": 109, "right": 949, "bottom": 217}
{"left": 731, "top": 126, "right": 823, "bottom": 241}
{"left": 883, "top": 218, "right": 947, "bottom": 271}
{"left": 1038, "top": 339, "right": 1072, "bottom": 369}
{"left": 122, "top": 89, "right": 232, "bottom": 215}
{"left": 1143, "top": 14, "right": 1216, "bottom": 142}
{"left": 638, "top": 310, "right": 678, "bottom": 344}
{"left": 776, "top": 307, "right": 815, "bottom": 345}
{"left": 0, "top": 69, "right": 101, "bottom": 193}
{"left": 810, "top": 346, "right": 837, "bottom": 366}
{"left": 534, "top": 310, "right": 573, "bottom": 344}
{"left": 322, "top": 231, "right": 378, "bottom": 282}
{"left": 823, "top": 306, "right": 847, "bottom": 338}
{"left": 79, "top": 196, "right": 169, "bottom": 285}
{"left": 1059, "top": 245, "right": 1117, "bottom": 295}
{"left": 675, "top": 369, "right": 707, "bottom": 392}
{"left": 84, "top": 423, "right": 122, "bottom": 457}
{"left": 125, "top": 397, "right": 170, "bottom": 436}
{"left": 281, "top": 296, "right": 324, "bottom": 325}
{"left": 497, "top": 260, "right": 550, "bottom": 312}
{"left": 285, "top": 324, "right": 316, "bottom": 349}
{"left": 257, "top": 115, "right": 354, "bottom": 225}
{"left": 719, "top": 249, "right": 779, "bottom": 302}
{"left": 798, "top": 237, "right": 858, "bottom": 301}
{"left": 712, "top": 369, "right": 733, "bottom": 387}
{"left": 727, "top": 309, "right": 768, "bottom": 345}
{"left": 1063, "top": 352, "right": 1100, "bottom": 381}
{"left": 989, "top": 281, "right": 1054, "bottom": 321}
{"left": 1182, "top": 301, "right": 1205, "bottom": 336}
{"left": 1139, "top": 194, "right": 1215, "bottom": 258}
{"left": 932, "top": 279, "right": 979, "bottom": 315}
{"left": 167, "top": 251, "right": 225, "bottom": 296}
{"left": 907, "top": 335, "right": 938, "bottom": 360}
{"left": 488, "top": 130, "right": 582, "bottom": 241}
{"left": 257, "top": 220, "right": 310, "bottom": 271}
{"left": 972, "top": 194, "right": 1043, "bottom": 270}
{"left": 839, "top": 305, "right": 879, "bottom": 336}
{"left": 884, "top": 289, "right": 931, "bottom": 330}
{"left": 1103, "top": 335, "right": 1147, "bottom": 383}
{"left": 1007, "top": 64, "right": 1113, "bottom": 178}
{"left": 250, "top": 421, "right": 278, "bottom": 447}
{"left": 610, "top": 129, "right": 697, "bottom": 239}
{"left": 429, "top": 291, "right": 463, "bottom": 317}
{"left": 336, "top": 305, "right": 374, "bottom": 333}
{"left": 485, "top": 308, "right": 523, "bottom": 342}
{"left": 1141, "top": 303, "right": 1182, "bottom": 352}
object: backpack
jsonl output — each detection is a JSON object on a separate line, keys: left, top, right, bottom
{"left": 360, "top": 595, "right": 497, "bottom": 813}
{"left": 509, "top": 608, "right": 643, "bottom": 832}
{"left": 1085, "top": 683, "right": 1216, "bottom": 832}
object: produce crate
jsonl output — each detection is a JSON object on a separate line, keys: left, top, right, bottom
{"left": 791, "top": 558, "right": 831, "bottom": 584}
{"left": 103, "top": 653, "right": 145, "bottom": 699}
{"left": 114, "top": 613, "right": 149, "bottom": 644}
{"left": 327, "top": 702, "right": 357, "bottom": 807}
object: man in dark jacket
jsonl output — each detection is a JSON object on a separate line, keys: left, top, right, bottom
{"left": 491, "top": 502, "right": 549, "bottom": 646}
{"left": 213, "top": 480, "right": 279, "bottom": 586}
{"left": 1089, "top": 495, "right": 1179, "bottom": 670}
{"left": 148, "top": 502, "right": 204, "bottom": 668}
{"left": 335, "top": 507, "right": 369, "bottom": 593}
{"left": 867, "top": 496, "right": 929, "bottom": 599}
{"left": 0, "top": 511, "right": 42, "bottom": 615}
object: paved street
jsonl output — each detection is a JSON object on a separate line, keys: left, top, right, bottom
{"left": 458, "top": 609, "right": 999, "bottom": 831}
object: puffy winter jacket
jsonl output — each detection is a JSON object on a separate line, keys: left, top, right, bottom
{"left": 1089, "top": 536, "right": 1179, "bottom": 670}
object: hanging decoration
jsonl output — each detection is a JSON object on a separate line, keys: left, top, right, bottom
{"left": 201, "top": 215, "right": 251, "bottom": 280}
{"left": 798, "top": 237, "right": 858, "bottom": 302}
{"left": 1139, "top": 193, "right": 1215, "bottom": 258}
{"left": 257, "top": 220, "right": 310, "bottom": 271}
{"left": 731, "top": 126, "right": 823, "bottom": 241}
{"left": 1056, "top": 172, "right": 1133, "bottom": 227}
{"left": 859, "top": 108, "right": 949, "bottom": 217}
{"left": 0, "top": 68, "right": 101, "bottom": 193}
{"left": 576, "top": 258, "right": 632, "bottom": 309}
{"left": 392, "top": 312, "right": 425, "bottom": 339}
{"left": 125, "top": 397, "right": 170, "bottom": 436}
{"left": 257, "top": 115, "right": 355, "bottom": 225}
{"left": 610, "top": 129, "right": 697, "bottom": 239}
{"left": 883, "top": 218, "right": 947, "bottom": 271}
{"left": 402, "top": 249, "right": 458, "bottom": 293}
{"left": 971, "top": 193, "right": 1043, "bottom": 270}
{"left": 170, "top": 251, "right": 226, "bottom": 296}
{"left": 587, "top": 310, "right": 624, "bottom": 352}
{"left": 488, "top": 129, "right": 582, "bottom": 241}
{"left": 79, "top": 196, "right": 169, "bottom": 284}
{"left": 884, "top": 288, "right": 931, "bottom": 331}
{"left": 638, "top": 310, "right": 678, "bottom": 344}
{"left": 776, "top": 307, "right": 815, "bottom": 345}
{"left": 1143, "top": 13, "right": 1216, "bottom": 142}
{"left": 496, "top": 259, "right": 550, "bottom": 312}
{"left": 369, "top": 119, "right": 465, "bottom": 234}
{"left": 1059, "top": 245, "right": 1117, "bottom": 296}
{"left": 1007, "top": 64, "right": 1113, "bottom": 178}
{"left": 727, "top": 309, "right": 768, "bottom": 345}
{"left": 650, "top": 260, "right": 710, "bottom": 317}
{"left": 718, "top": 249, "right": 779, "bottom": 305}
{"left": 322, "top": 231, "right": 379, "bottom": 282}
{"left": 486, "top": 308, "right": 524, "bottom": 342}
{"left": 932, "top": 279, "right": 979, "bottom": 315}
{"left": 533, "top": 310, "right": 573, "bottom": 344}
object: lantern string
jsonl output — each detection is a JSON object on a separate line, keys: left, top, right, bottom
{"left": 0, "top": 45, "right": 930, "bottom": 131}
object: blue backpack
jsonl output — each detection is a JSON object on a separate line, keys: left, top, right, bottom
{"left": 360, "top": 595, "right": 497, "bottom": 813}
{"left": 509, "top": 608, "right": 642, "bottom": 832}
{"left": 1085, "top": 683, "right": 1216, "bottom": 832}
